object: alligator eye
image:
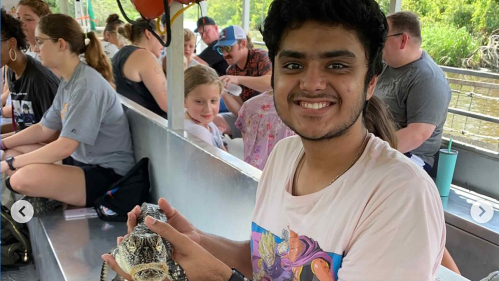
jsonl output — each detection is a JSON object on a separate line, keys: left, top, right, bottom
{"left": 155, "top": 236, "right": 163, "bottom": 252}
{"left": 128, "top": 239, "right": 137, "bottom": 252}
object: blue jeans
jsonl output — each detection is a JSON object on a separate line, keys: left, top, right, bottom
{"left": 219, "top": 99, "right": 229, "bottom": 113}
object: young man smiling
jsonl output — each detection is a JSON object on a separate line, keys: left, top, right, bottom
{"left": 105, "top": 0, "right": 445, "bottom": 280}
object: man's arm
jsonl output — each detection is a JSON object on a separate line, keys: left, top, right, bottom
{"left": 193, "top": 55, "right": 208, "bottom": 66}
{"left": 239, "top": 74, "right": 272, "bottom": 93}
{"left": 396, "top": 123, "right": 435, "bottom": 153}
{"left": 199, "top": 233, "right": 253, "bottom": 278}
{"left": 400, "top": 76, "right": 450, "bottom": 154}
{"left": 441, "top": 248, "right": 460, "bottom": 275}
{"left": 222, "top": 74, "right": 272, "bottom": 93}
{"left": 221, "top": 92, "right": 244, "bottom": 116}
{"left": 120, "top": 199, "right": 254, "bottom": 280}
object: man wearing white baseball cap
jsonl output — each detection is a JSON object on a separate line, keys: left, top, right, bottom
{"left": 213, "top": 25, "right": 272, "bottom": 138}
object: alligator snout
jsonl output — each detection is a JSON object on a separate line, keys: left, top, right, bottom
{"left": 131, "top": 263, "right": 169, "bottom": 281}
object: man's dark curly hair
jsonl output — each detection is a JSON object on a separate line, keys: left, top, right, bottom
{"left": 260, "top": 0, "right": 388, "bottom": 88}
{"left": 1, "top": 8, "right": 29, "bottom": 51}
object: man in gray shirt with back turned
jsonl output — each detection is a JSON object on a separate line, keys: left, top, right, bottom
{"left": 375, "top": 11, "right": 451, "bottom": 172}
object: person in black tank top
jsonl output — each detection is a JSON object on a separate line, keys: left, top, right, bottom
{"left": 112, "top": 19, "right": 168, "bottom": 119}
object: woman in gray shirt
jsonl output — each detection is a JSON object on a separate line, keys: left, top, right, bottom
{"left": 0, "top": 14, "right": 135, "bottom": 208}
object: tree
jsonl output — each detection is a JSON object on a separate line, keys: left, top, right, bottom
{"left": 42, "top": 0, "right": 499, "bottom": 71}
{"left": 90, "top": 0, "right": 141, "bottom": 29}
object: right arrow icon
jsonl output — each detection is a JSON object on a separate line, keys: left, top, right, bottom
{"left": 479, "top": 206, "right": 486, "bottom": 217}
{"left": 471, "top": 200, "right": 494, "bottom": 224}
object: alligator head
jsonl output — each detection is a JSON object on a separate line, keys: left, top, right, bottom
{"left": 115, "top": 231, "right": 169, "bottom": 281}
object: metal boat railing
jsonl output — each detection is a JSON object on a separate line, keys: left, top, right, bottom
{"left": 444, "top": 68, "right": 499, "bottom": 152}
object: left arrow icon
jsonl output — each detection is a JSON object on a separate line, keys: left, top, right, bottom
{"left": 11, "top": 200, "right": 34, "bottom": 223}
{"left": 19, "top": 206, "right": 26, "bottom": 217}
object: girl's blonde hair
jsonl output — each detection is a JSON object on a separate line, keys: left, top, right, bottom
{"left": 184, "top": 65, "right": 223, "bottom": 98}
{"left": 184, "top": 28, "right": 195, "bottom": 43}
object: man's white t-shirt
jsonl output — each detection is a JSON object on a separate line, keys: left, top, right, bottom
{"left": 251, "top": 134, "right": 445, "bottom": 281}
{"left": 101, "top": 41, "right": 119, "bottom": 59}
{"left": 187, "top": 59, "right": 200, "bottom": 68}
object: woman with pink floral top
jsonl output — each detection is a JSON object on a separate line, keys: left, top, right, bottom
{"left": 235, "top": 90, "right": 295, "bottom": 170}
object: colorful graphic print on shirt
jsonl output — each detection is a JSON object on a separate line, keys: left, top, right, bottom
{"left": 12, "top": 100, "right": 35, "bottom": 130}
{"left": 251, "top": 222, "right": 343, "bottom": 281}
{"left": 60, "top": 103, "right": 68, "bottom": 120}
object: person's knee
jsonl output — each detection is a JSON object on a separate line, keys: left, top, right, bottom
{"left": 9, "top": 167, "right": 36, "bottom": 194}
{"left": 2, "top": 149, "right": 22, "bottom": 161}
{"left": 1, "top": 149, "right": 14, "bottom": 161}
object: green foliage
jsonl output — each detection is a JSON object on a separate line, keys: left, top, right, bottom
{"left": 249, "top": 0, "right": 272, "bottom": 30}
{"left": 207, "top": 0, "right": 241, "bottom": 27}
{"left": 376, "top": 0, "right": 390, "bottom": 15}
{"left": 184, "top": 0, "right": 271, "bottom": 41}
{"left": 471, "top": 0, "right": 499, "bottom": 35}
{"left": 46, "top": 0, "right": 499, "bottom": 70}
{"left": 90, "top": 0, "right": 140, "bottom": 28}
{"left": 441, "top": 0, "right": 474, "bottom": 29}
{"left": 183, "top": 3, "right": 201, "bottom": 20}
{"left": 63, "top": 0, "right": 141, "bottom": 30}
{"left": 421, "top": 22, "right": 480, "bottom": 66}
{"left": 44, "top": 0, "right": 60, "bottom": 13}
{"left": 376, "top": 0, "right": 499, "bottom": 70}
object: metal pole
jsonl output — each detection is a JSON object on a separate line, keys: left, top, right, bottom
{"left": 59, "top": 0, "right": 70, "bottom": 15}
{"left": 200, "top": 1, "right": 208, "bottom": 17}
{"left": 242, "top": 0, "right": 250, "bottom": 33}
{"left": 389, "top": 0, "right": 402, "bottom": 14}
{"left": 167, "top": 2, "right": 185, "bottom": 131}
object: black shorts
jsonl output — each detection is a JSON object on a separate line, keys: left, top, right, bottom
{"left": 63, "top": 157, "right": 123, "bottom": 207}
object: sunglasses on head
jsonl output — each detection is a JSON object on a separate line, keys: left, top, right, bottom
{"left": 216, "top": 45, "right": 233, "bottom": 55}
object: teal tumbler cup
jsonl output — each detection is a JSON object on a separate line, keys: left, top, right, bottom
{"left": 435, "top": 149, "right": 458, "bottom": 197}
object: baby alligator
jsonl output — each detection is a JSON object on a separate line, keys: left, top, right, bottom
{"left": 100, "top": 203, "right": 188, "bottom": 281}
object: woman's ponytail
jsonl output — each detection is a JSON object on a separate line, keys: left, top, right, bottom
{"left": 364, "top": 95, "right": 398, "bottom": 149}
{"left": 38, "top": 14, "right": 115, "bottom": 89}
{"left": 84, "top": 31, "right": 115, "bottom": 89}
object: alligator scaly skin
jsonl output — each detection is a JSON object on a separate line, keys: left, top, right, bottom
{"left": 100, "top": 203, "right": 187, "bottom": 281}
